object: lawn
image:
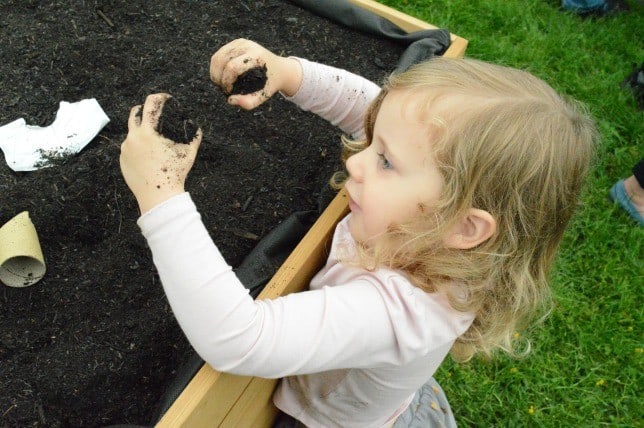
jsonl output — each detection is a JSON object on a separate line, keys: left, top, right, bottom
{"left": 378, "top": 0, "right": 643, "bottom": 426}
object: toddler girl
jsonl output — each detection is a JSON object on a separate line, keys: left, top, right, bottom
{"left": 119, "top": 39, "right": 596, "bottom": 427}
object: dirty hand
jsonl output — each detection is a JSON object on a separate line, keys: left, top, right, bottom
{"left": 210, "top": 38, "right": 302, "bottom": 110}
{"left": 120, "top": 93, "right": 202, "bottom": 214}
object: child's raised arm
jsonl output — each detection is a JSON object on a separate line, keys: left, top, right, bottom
{"left": 211, "top": 39, "right": 381, "bottom": 139}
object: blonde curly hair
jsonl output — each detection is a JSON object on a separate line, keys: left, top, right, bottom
{"left": 332, "top": 57, "right": 597, "bottom": 361}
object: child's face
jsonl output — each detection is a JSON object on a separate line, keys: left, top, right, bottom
{"left": 345, "top": 90, "right": 445, "bottom": 244}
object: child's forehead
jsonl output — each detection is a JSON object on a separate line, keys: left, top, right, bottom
{"left": 376, "top": 90, "right": 450, "bottom": 157}
{"left": 382, "top": 89, "right": 458, "bottom": 127}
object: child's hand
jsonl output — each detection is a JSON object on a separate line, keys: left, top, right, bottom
{"left": 120, "top": 93, "right": 202, "bottom": 214}
{"left": 210, "top": 38, "right": 302, "bottom": 110}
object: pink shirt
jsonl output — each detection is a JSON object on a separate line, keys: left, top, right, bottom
{"left": 137, "top": 58, "right": 474, "bottom": 427}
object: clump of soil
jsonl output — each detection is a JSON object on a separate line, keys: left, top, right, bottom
{"left": 155, "top": 97, "right": 200, "bottom": 144}
{"left": 230, "top": 65, "right": 269, "bottom": 95}
{"left": 0, "top": 1, "right": 405, "bottom": 426}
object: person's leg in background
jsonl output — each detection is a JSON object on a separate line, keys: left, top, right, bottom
{"left": 561, "top": 0, "right": 630, "bottom": 15}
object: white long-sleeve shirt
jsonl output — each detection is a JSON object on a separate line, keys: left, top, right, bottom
{"left": 138, "top": 58, "right": 474, "bottom": 428}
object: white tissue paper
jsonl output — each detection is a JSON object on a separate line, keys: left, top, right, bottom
{"left": 0, "top": 98, "right": 110, "bottom": 172}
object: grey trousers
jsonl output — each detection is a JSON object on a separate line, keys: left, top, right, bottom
{"left": 273, "top": 377, "right": 457, "bottom": 428}
{"left": 392, "top": 377, "right": 457, "bottom": 428}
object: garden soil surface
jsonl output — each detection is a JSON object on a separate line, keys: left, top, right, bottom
{"left": 0, "top": 1, "right": 407, "bottom": 426}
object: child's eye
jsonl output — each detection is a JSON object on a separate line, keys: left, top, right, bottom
{"left": 377, "top": 152, "right": 393, "bottom": 170}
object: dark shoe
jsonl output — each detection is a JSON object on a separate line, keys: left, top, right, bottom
{"left": 605, "top": 0, "right": 631, "bottom": 12}
{"left": 621, "top": 62, "right": 644, "bottom": 110}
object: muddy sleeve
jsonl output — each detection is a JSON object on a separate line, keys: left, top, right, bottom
{"left": 138, "top": 193, "right": 469, "bottom": 378}
{"left": 283, "top": 57, "right": 381, "bottom": 140}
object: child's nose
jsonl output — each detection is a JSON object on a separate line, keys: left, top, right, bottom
{"left": 346, "top": 150, "right": 364, "bottom": 182}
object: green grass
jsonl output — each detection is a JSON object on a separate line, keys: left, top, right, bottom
{"left": 378, "top": 0, "right": 643, "bottom": 426}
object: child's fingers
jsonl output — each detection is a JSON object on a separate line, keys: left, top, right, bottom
{"left": 141, "top": 93, "right": 171, "bottom": 127}
{"left": 228, "top": 93, "right": 269, "bottom": 111}
{"left": 210, "top": 38, "right": 251, "bottom": 88}
{"left": 210, "top": 49, "right": 234, "bottom": 87}
{"left": 219, "top": 53, "right": 264, "bottom": 95}
{"left": 190, "top": 128, "right": 203, "bottom": 149}
{"left": 128, "top": 105, "right": 142, "bottom": 130}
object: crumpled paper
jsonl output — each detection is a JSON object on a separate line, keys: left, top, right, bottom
{"left": 0, "top": 98, "right": 110, "bottom": 172}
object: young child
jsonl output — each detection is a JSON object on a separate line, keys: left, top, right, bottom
{"left": 119, "top": 39, "right": 596, "bottom": 427}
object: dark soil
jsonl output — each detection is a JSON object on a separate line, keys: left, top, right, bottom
{"left": 0, "top": 1, "right": 405, "bottom": 427}
{"left": 230, "top": 65, "right": 269, "bottom": 95}
{"left": 154, "top": 97, "right": 200, "bottom": 144}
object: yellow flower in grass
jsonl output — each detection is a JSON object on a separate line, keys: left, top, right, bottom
{"left": 595, "top": 379, "right": 605, "bottom": 387}
{"left": 528, "top": 405, "right": 535, "bottom": 415}
{"left": 510, "top": 367, "right": 518, "bottom": 373}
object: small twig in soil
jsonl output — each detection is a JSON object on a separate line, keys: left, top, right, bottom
{"left": 36, "top": 403, "right": 46, "bottom": 425}
{"left": 102, "top": 341, "right": 129, "bottom": 354}
{"left": 2, "top": 404, "right": 17, "bottom": 418}
{"left": 242, "top": 195, "right": 253, "bottom": 212}
{"left": 231, "top": 228, "right": 259, "bottom": 241}
{"left": 71, "top": 19, "right": 81, "bottom": 39}
{"left": 96, "top": 9, "right": 114, "bottom": 28}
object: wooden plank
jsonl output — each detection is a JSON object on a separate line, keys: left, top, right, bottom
{"left": 157, "top": 2, "right": 468, "bottom": 426}
{"left": 349, "top": 0, "right": 439, "bottom": 32}
{"left": 154, "top": 367, "right": 249, "bottom": 427}
{"left": 348, "top": 0, "right": 468, "bottom": 57}
{"left": 218, "top": 377, "right": 281, "bottom": 428}
{"left": 248, "top": 395, "right": 281, "bottom": 428}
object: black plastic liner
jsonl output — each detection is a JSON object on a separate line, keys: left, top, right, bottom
{"left": 288, "top": 0, "right": 451, "bottom": 71}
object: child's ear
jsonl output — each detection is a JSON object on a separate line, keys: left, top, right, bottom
{"left": 443, "top": 208, "right": 496, "bottom": 249}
